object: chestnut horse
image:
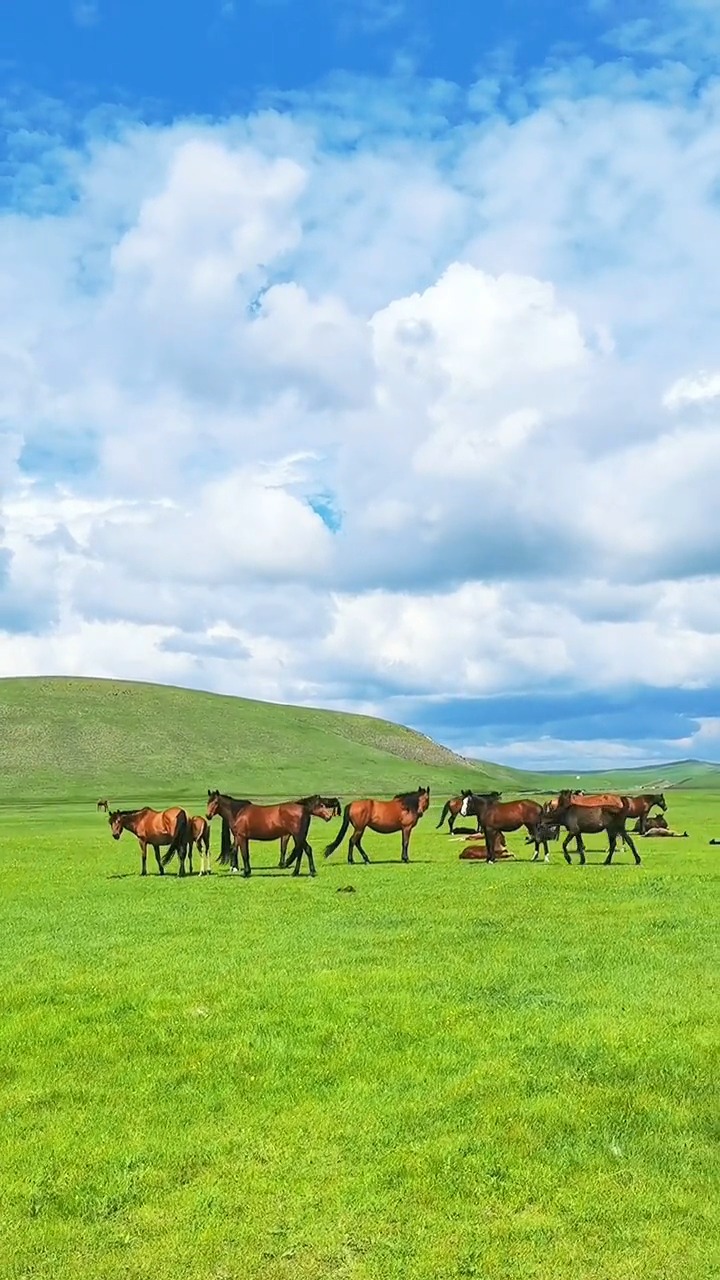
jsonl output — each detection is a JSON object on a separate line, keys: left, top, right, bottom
{"left": 436, "top": 790, "right": 501, "bottom": 834}
{"left": 544, "top": 796, "right": 639, "bottom": 865}
{"left": 323, "top": 787, "right": 430, "bottom": 864}
{"left": 459, "top": 793, "right": 549, "bottom": 862}
{"left": 281, "top": 797, "right": 342, "bottom": 869}
{"left": 108, "top": 807, "right": 190, "bottom": 876}
{"left": 206, "top": 791, "right": 339, "bottom": 877}
{"left": 549, "top": 790, "right": 666, "bottom": 825}
{"left": 189, "top": 815, "right": 212, "bottom": 876}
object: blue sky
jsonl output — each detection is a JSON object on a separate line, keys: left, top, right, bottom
{"left": 1, "top": 0, "right": 720, "bottom": 769}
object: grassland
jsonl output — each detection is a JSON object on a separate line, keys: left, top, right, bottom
{"left": 0, "top": 679, "right": 718, "bottom": 1279}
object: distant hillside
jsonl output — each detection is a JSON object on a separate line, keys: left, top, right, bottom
{"left": 0, "top": 677, "right": 500, "bottom": 804}
{"left": 467, "top": 756, "right": 720, "bottom": 792}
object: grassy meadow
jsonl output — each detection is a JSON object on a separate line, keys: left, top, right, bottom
{"left": 0, "top": 679, "right": 718, "bottom": 1278}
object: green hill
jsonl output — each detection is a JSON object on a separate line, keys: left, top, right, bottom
{"left": 0, "top": 676, "right": 501, "bottom": 805}
{"left": 1, "top": 676, "right": 717, "bottom": 806}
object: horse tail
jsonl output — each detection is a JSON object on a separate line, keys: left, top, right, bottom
{"left": 324, "top": 804, "right": 351, "bottom": 858}
{"left": 205, "top": 818, "right": 211, "bottom": 853}
{"left": 217, "top": 816, "right": 234, "bottom": 865}
{"left": 161, "top": 808, "right": 190, "bottom": 866}
{"left": 436, "top": 800, "right": 452, "bottom": 829}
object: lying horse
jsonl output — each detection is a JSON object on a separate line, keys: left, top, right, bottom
{"left": 109, "top": 806, "right": 191, "bottom": 876}
{"left": 206, "top": 791, "right": 339, "bottom": 877}
{"left": 189, "top": 815, "right": 212, "bottom": 875}
{"left": 436, "top": 790, "right": 501, "bottom": 834}
{"left": 544, "top": 796, "right": 639, "bottom": 865}
{"left": 459, "top": 793, "right": 549, "bottom": 862}
{"left": 324, "top": 787, "right": 430, "bottom": 864}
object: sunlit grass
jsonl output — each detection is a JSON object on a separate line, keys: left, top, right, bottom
{"left": 0, "top": 790, "right": 718, "bottom": 1278}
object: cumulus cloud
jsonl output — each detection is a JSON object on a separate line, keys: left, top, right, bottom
{"left": 2, "top": 44, "right": 720, "bottom": 766}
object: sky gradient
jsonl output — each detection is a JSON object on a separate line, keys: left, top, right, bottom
{"left": 1, "top": 0, "right": 720, "bottom": 768}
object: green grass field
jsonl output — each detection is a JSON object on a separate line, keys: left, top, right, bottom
{"left": 1, "top": 679, "right": 719, "bottom": 1278}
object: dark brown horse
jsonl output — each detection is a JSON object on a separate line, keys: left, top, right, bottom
{"left": 323, "top": 787, "right": 430, "bottom": 864}
{"left": 459, "top": 793, "right": 549, "bottom": 862}
{"left": 544, "top": 796, "right": 639, "bottom": 864}
{"left": 436, "top": 790, "right": 501, "bottom": 833}
{"left": 97, "top": 798, "right": 109, "bottom": 812}
{"left": 109, "top": 807, "right": 190, "bottom": 876}
{"left": 205, "top": 791, "right": 339, "bottom": 877}
{"left": 189, "top": 815, "right": 212, "bottom": 875}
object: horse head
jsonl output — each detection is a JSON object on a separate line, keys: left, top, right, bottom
{"left": 418, "top": 786, "right": 430, "bottom": 815}
{"left": 108, "top": 811, "right": 124, "bottom": 840}
{"left": 206, "top": 789, "right": 221, "bottom": 820}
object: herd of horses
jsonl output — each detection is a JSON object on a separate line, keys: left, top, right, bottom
{"left": 100, "top": 783, "right": 672, "bottom": 877}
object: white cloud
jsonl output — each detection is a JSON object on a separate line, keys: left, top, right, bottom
{"left": 663, "top": 370, "right": 720, "bottom": 410}
{"left": 2, "top": 60, "right": 720, "bottom": 765}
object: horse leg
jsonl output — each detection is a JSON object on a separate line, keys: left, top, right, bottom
{"left": 400, "top": 825, "right": 411, "bottom": 863}
{"left": 239, "top": 837, "right": 251, "bottom": 878}
{"left": 187, "top": 842, "right": 193, "bottom": 876}
{"left": 625, "top": 829, "right": 641, "bottom": 865}
{"left": 604, "top": 832, "right": 616, "bottom": 865}
{"left": 141, "top": 841, "right": 148, "bottom": 876}
{"left": 305, "top": 842, "right": 316, "bottom": 878}
{"left": 483, "top": 826, "right": 497, "bottom": 863}
{"left": 355, "top": 831, "right": 371, "bottom": 863}
{"left": 561, "top": 832, "right": 573, "bottom": 864}
{"left": 279, "top": 834, "right": 289, "bottom": 869}
{"left": 152, "top": 844, "right": 163, "bottom": 875}
{"left": 576, "top": 834, "right": 586, "bottom": 865}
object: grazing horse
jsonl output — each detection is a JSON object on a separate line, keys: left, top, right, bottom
{"left": 545, "top": 796, "right": 639, "bottom": 865}
{"left": 205, "top": 791, "right": 338, "bottom": 877}
{"left": 436, "top": 790, "right": 501, "bottom": 834}
{"left": 189, "top": 815, "right": 212, "bottom": 876}
{"left": 97, "top": 798, "right": 109, "bottom": 812}
{"left": 108, "top": 807, "right": 190, "bottom": 876}
{"left": 324, "top": 787, "right": 431, "bottom": 864}
{"left": 459, "top": 793, "right": 549, "bottom": 862}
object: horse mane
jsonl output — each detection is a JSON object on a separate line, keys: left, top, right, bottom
{"left": 295, "top": 795, "right": 322, "bottom": 807}
{"left": 208, "top": 791, "right": 252, "bottom": 812}
{"left": 394, "top": 788, "right": 426, "bottom": 812}
{"left": 110, "top": 807, "right": 150, "bottom": 819}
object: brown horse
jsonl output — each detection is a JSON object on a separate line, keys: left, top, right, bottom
{"left": 206, "top": 791, "right": 339, "bottom": 877}
{"left": 97, "top": 798, "right": 109, "bottom": 812}
{"left": 189, "top": 815, "right": 212, "bottom": 875}
{"left": 108, "top": 807, "right": 190, "bottom": 876}
{"left": 459, "top": 793, "right": 549, "bottom": 861}
{"left": 323, "top": 787, "right": 430, "bottom": 864}
{"left": 436, "top": 790, "right": 501, "bottom": 833}
{"left": 550, "top": 790, "right": 666, "bottom": 824}
{"left": 280, "top": 797, "right": 342, "bottom": 868}
{"left": 543, "top": 796, "right": 639, "bottom": 864}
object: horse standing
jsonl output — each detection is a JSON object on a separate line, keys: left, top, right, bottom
{"left": 97, "top": 799, "right": 109, "bottom": 812}
{"left": 545, "top": 796, "right": 639, "bottom": 865}
{"left": 206, "top": 791, "right": 338, "bottom": 877}
{"left": 108, "top": 807, "right": 190, "bottom": 876}
{"left": 436, "top": 790, "right": 501, "bottom": 834}
{"left": 189, "top": 815, "right": 212, "bottom": 876}
{"left": 324, "top": 787, "right": 430, "bottom": 864}
{"left": 459, "top": 793, "right": 549, "bottom": 862}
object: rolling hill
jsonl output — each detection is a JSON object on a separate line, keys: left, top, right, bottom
{"left": 0, "top": 676, "right": 499, "bottom": 805}
{"left": 1, "top": 676, "right": 718, "bottom": 805}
